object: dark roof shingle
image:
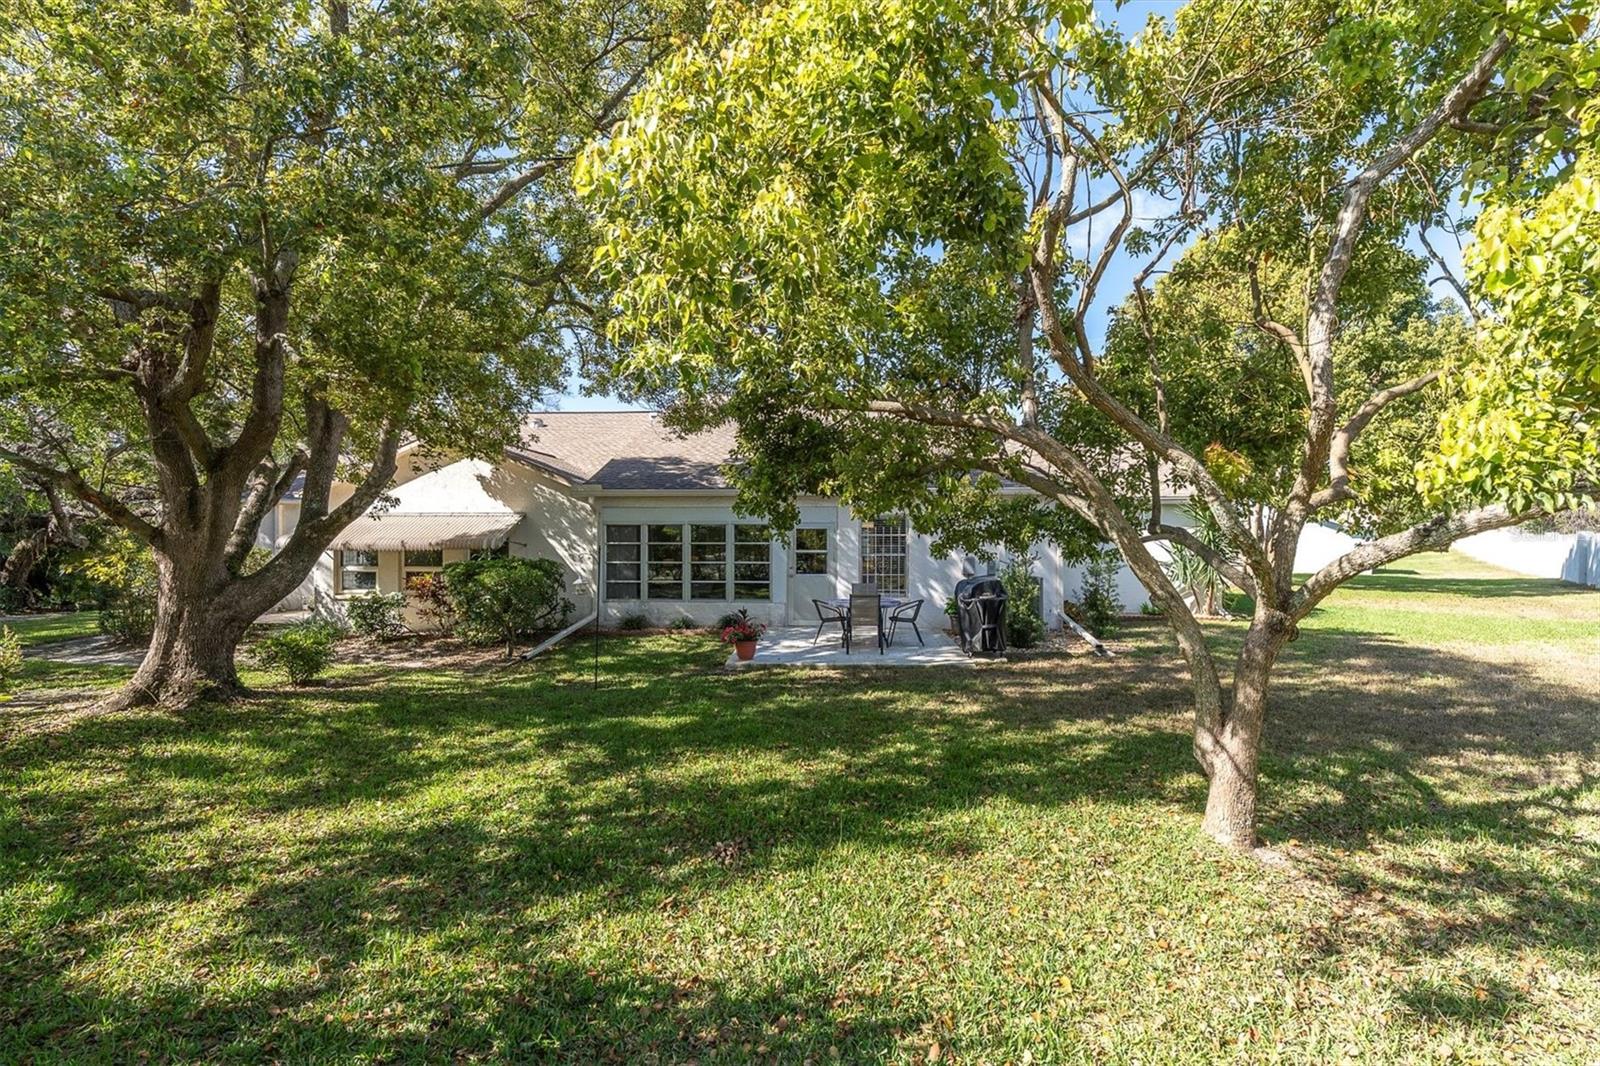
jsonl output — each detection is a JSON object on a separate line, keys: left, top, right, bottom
{"left": 507, "top": 412, "right": 737, "bottom": 491}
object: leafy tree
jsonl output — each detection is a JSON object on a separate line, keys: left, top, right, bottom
{"left": 582, "top": 0, "right": 1595, "bottom": 847}
{"left": 0, "top": 0, "right": 683, "bottom": 706}
{"left": 1073, "top": 551, "right": 1123, "bottom": 640}
{"left": 1425, "top": 11, "right": 1600, "bottom": 507}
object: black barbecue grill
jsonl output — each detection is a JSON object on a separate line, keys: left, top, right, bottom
{"left": 953, "top": 575, "right": 1007, "bottom": 656}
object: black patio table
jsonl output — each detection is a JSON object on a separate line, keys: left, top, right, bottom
{"left": 826, "top": 595, "right": 903, "bottom": 644}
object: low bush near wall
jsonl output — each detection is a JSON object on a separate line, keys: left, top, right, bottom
{"left": 253, "top": 622, "right": 339, "bottom": 685}
{"left": 1074, "top": 550, "right": 1124, "bottom": 638}
{"left": 344, "top": 591, "right": 407, "bottom": 640}
{"left": 999, "top": 557, "right": 1045, "bottom": 648}
{"left": 444, "top": 556, "right": 572, "bottom": 657}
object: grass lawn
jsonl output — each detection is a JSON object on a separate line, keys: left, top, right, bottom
{"left": 2, "top": 611, "right": 100, "bottom": 648}
{"left": 3, "top": 554, "right": 1598, "bottom": 1063}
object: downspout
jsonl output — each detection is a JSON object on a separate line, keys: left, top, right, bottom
{"left": 519, "top": 608, "right": 598, "bottom": 661}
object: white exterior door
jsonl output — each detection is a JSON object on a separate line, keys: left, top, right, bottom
{"left": 786, "top": 524, "right": 837, "bottom": 622}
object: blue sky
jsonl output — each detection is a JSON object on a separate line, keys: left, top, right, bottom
{"left": 548, "top": 0, "right": 1469, "bottom": 411}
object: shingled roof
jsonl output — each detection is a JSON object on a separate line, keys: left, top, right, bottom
{"left": 506, "top": 411, "right": 738, "bottom": 491}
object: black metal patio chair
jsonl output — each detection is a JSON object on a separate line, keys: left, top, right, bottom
{"left": 885, "top": 598, "right": 925, "bottom": 647}
{"left": 812, "top": 598, "right": 849, "bottom": 646}
{"left": 845, "top": 591, "right": 884, "bottom": 654}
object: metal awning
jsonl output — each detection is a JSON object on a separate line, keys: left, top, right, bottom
{"left": 330, "top": 512, "right": 519, "bottom": 551}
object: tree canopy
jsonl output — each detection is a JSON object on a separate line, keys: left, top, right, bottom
{"left": 0, "top": 0, "right": 686, "bottom": 704}
{"left": 580, "top": 0, "right": 1597, "bottom": 847}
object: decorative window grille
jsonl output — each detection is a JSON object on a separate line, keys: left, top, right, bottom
{"left": 860, "top": 516, "right": 908, "bottom": 596}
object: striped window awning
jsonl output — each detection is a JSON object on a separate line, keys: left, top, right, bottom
{"left": 330, "top": 512, "right": 519, "bottom": 551}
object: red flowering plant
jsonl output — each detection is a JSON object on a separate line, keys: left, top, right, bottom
{"left": 719, "top": 608, "right": 766, "bottom": 644}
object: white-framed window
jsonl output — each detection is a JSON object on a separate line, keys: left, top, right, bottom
{"left": 337, "top": 549, "right": 378, "bottom": 593}
{"left": 793, "top": 527, "right": 829, "bottom": 575}
{"left": 689, "top": 523, "right": 727, "bottom": 600}
{"left": 403, "top": 548, "right": 443, "bottom": 588}
{"left": 605, "top": 524, "right": 641, "bottom": 599}
{"left": 860, "top": 516, "right": 908, "bottom": 596}
{"left": 732, "top": 524, "right": 771, "bottom": 600}
{"left": 603, "top": 522, "right": 772, "bottom": 601}
{"left": 646, "top": 524, "right": 685, "bottom": 599}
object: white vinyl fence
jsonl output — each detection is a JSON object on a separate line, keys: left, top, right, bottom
{"left": 1451, "top": 529, "right": 1600, "bottom": 588}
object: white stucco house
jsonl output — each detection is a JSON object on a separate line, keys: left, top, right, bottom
{"left": 258, "top": 411, "right": 1193, "bottom": 629}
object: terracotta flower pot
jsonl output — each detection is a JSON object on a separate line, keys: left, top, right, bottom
{"left": 734, "top": 639, "right": 758, "bottom": 661}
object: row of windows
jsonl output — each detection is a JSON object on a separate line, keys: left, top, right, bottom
{"left": 335, "top": 545, "right": 508, "bottom": 594}
{"left": 606, "top": 523, "right": 771, "bottom": 601}
{"left": 333, "top": 518, "right": 911, "bottom": 600}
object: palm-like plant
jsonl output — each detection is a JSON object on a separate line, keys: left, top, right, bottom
{"left": 1166, "top": 503, "right": 1231, "bottom": 618}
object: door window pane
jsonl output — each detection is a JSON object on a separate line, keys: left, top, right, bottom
{"left": 794, "top": 527, "right": 829, "bottom": 575}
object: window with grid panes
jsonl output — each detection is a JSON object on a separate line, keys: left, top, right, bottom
{"left": 689, "top": 524, "right": 727, "bottom": 600}
{"left": 860, "top": 516, "right": 908, "bottom": 595}
{"left": 605, "top": 524, "right": 641, "bottom": 599}
{"left": 732, "top": 524, "right": 770, "bottom": 600}
{"left": 647, "top": 524, "right": 685, "bottom": 599}
{"left": 402, "top": 548, "right": 443, "bottom": 587}
{"left": 793, "top": 527, "right": 829, "bottom": 574}
{"left": 337, "top": 549, "right": 378, "bottom": 592}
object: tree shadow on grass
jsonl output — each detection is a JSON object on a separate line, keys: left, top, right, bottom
{"left": 1262, "top": 624, "right": 1600, "bottom": 1031}
{"left": 5, "top": 627, "right": 1600, "bottom": 1056}
{"left": 2, "top": 642, "right": 1203, "bottom": 1060}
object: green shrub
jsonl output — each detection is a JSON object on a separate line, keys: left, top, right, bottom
{"left": 618, "top": 611, "right": 651, "bottom": 631}
{"left": 344, "top": 591, "right": 407, "bottom": 639}
{"left": 0, "top": 626, "right": 22, "bottom": 695}
{"left": 71, "top": 533, "right": 158, "bottom": 643}
{"left": 1163, "top": 501, "right": 1229, "bottom": 617}
{"left": 667, "top": 616, "right": 696, "bottom": 631}
{"left": 443, "top": 556, "right": 572, "bottom": 656}
{"left": 713, "top": 610, "right": 743, "bottom": 630}
{"left": 999, "top": 556, "right": 1045, "bottom": 648}
{"left": 1075, "top": 550, "right": 1123, "bottom": 638}
{"left": 253, "top": 622, "right": 338, "bottom": 685}
{"left": 404, "top": 572, "right": 455, "bottom": 633}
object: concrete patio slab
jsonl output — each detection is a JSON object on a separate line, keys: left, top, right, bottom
{"left": 724, "top": 626, "right": 998, "bottom": 668}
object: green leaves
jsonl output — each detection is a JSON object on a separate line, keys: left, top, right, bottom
{"left": 1428, "top": 80, "right": 1600, "bottom": 511}
{"left": 1, "top": 0, "right": 684, "bottom": 483}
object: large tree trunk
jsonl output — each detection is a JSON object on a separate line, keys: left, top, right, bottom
{"left": 112, "top": 553, "right": 258, "bottom": 710}
{"left": 1199, "top": 617, "right": 1284, "bottom": 849}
